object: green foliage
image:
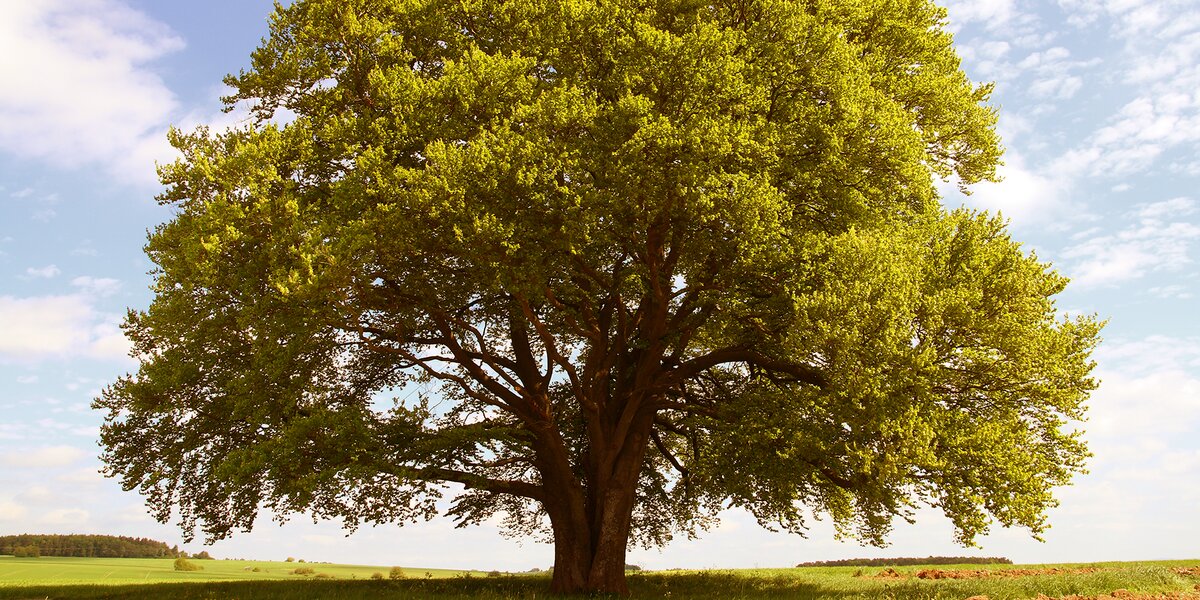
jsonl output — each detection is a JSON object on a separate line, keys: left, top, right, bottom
{"left": 0, "top": 535, "right": 177, "bottom": 559}
{"left": 11, "top": 546, "right": 38, "bottom": 558}
{"left": 370, "top": 571, "right": 384, "bottom": 580}
{"left": 291, "top": 566, "right": 315, "bottom": 576}
{"left": 96, "top": 0, "right": 1098, "bottom": 589}
{"left": 173, "top": 557, "right": 202, "bottom": 572}
{"left": 388, "top": 567, "right": 406, "bottom": 581}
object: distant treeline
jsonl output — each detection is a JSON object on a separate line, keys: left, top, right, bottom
{"left": 796, "top": 556, "right": 1013, "bottom": 567}
{"left": 0, "top": 534, "right": 180, "bottom": 558}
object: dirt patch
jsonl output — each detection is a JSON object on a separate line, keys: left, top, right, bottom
{"left": 1172, "top": 568, "right": 1200, "bottom": 578}
{"left": 873, "top": 567, "right": 1101, "bottom": 580}
{"left": 1032, "top": 592, "right": 1200, "bottom": 600}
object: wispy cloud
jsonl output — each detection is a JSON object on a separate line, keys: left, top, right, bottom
{"left": 71, "top": 276, "right": 122, "bottom": 297}
{"left": 25, "top": 264, "right": 61, "bottom": 279}
{"left": 1063, "top": 198, "right": 1200, "bottom": 287}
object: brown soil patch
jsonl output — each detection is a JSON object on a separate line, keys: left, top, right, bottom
{"left": 1032, "top": 593, "right": 1200, "bottom": 600}
{"left": 873, "top": 567, "right": 1100, "bottom": 580}
{"left": 1172, "top": 567, "right": 1200, "bottom": 578}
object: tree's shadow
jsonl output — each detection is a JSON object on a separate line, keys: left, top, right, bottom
{"left": 0, "top": 572, "right": 882, "bottom": 600}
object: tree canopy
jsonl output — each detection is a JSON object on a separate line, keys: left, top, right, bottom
{"left": 97, "top": 0, "right": 1099, "bottom": 594}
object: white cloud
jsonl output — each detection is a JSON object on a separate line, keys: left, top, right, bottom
{"left": 0, "top": 499, "right": 28, "bottom": 521}
{"left": 31, "top": 208, "right": 58, "bottom": 222}
{"left": 942, "top": 151, "right": 1077, "bottom": 228}
{"left": 1063, "top": 198, "right": 1200, "bottom": 287}
{"left": 41, "top": 508, "right": 91, "bottom": 526}
{"left": 943, "top": 0, "right": 1019, "bottom": 30}
{"left": 1147, "top": 284, "right": 1193, "bottom": 299}
{"left": 1050, "top": 2, "right": 1200, "bottom": 179}
{"left": 57, "top": 467, "right": 106, "bottom": 485}
{"left": 71, "top": 276, "right": 122, "bottom": 297}
{"left": 0, "top": 445, "right": 87, "bottom": 468}
{"left": 0, "top": 0, "right": 184, "bottom": 186}
{"left": 0, "top": 294, "right": 132, "bottom": 362}
{"left": 25, "top": 264, "right": 61, "bottom": 279}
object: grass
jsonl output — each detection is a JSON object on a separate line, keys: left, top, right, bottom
{"left": 0, "top": 556, "right": 491, "bottom": 587}
{"left": 0, "top": 557, "right": 1196, "bottom": 599}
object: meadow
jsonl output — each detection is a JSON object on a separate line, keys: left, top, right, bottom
{"left": 0, "top": 556, "right": 1197, "bottom": 599}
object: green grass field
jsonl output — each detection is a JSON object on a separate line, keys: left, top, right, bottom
{"left": 0, "top": 557, "right": 1197, "bottom": 599}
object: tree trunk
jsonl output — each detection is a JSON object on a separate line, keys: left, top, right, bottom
{"left": 547, "top": 483, "right": 639, "bottom": 596}
{"left": 544, "top": 416, "right": 652, "bottom": 596}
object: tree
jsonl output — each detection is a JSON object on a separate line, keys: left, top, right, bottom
{"left": 96, "top": 0, "right": 1099, "bottom": 595}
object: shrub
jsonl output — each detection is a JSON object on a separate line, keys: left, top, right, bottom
{"left": 371, "top": 572, "right": 385, "bottom": 580}
{"left": 194, "top": 551, "right": 213, "bottom": 560}
{"left": 488, "top": 570, "right": 502, "bottom": 578}
{"left": 13, "top": 545, "right": 39, "bottom": 558}
{"left": 625, "top": 564, "right": 642, "bottom": 572}
{"left": 173, "top": 557, "right": 202, "bottom": 572}
{"left": 313, "top": 572, "right": 335, "bottom": 579}
{"left": 291, "top": 566, "right": 315, "bottom": 576}
{"left": 285, "top": 557, "right": 295, "bottom": 562}
{"left": 389, "top": 566, "right": 406, "bottom": 580}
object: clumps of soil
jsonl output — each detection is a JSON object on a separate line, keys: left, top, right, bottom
{"left": 1031, "top": 592, "right": 1200, "bottom": 599}
{"left": 872, "top": 567, "right": 1100, "bottom": 580}
{"left": 1172, "top": 568, "right": 1200, "bottom": 578}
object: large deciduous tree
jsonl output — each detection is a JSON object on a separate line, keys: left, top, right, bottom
{"left": 97, "top": 0, "right": 1099, "bottom": 594}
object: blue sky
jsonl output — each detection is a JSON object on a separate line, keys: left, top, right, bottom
{"left": 1, "top": 0, "right": 1197, "bottom": 570}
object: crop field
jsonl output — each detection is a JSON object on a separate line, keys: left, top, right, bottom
{"left": 0, "top": 557, "right": 1197, "bottom": 599}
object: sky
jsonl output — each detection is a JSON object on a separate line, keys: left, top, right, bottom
{"left": 0, "top": 0, "right": 1197, "bottom": 572}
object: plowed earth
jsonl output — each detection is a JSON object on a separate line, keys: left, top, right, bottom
{"left": 872, "top": 567, "right": 1102, "bottom": 580}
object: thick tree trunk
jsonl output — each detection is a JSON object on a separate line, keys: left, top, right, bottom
{"left": 544, "top": 413, "right": 652, "bottom": 596}
{"left": 547, "top": 483, "right": 639, "bottom": 596}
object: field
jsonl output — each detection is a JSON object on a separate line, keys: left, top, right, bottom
{"left": 0, "top": 557, "right": 1197, "bottom": 599}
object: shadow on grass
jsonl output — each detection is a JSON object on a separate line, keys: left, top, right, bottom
{"left": 0, "top": 572, "right": 867, "bottom": 600}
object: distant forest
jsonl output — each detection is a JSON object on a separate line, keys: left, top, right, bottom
{"left": 796, "top": 556, "right": 1014, "bottom": 567}
{"left": 0, "top": 534, "right": 180, "bottom": 558}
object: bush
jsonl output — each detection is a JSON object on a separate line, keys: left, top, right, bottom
{"left": 285, "top": 557, "right": 295, "bottom": 562}
{"left": 13, "top": 545, "right": 39, "bottom": 558}
{"left": 173, "top": 557, "right": 202, "bottom": 572}
{"left": 313, "top": 572, "right": 335, "bottom": 579}
{"left": 371, "top": 572, "right": 385, "bottom": 580}
{"left": 291, "top": 566, "right": 315, "bottom": 576}
{"left": 389, "top": 566, "right": 407, "bottom": 580}
{"left": 625, "top": 564, "right": 642, "bottom": 572}
{"left": 488, "top": 570, "right": 502, "bottom": 578}
{"left": 194, "top": 551, "right": 213, "bottom": 560}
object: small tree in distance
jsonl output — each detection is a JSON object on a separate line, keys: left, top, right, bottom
{"left": 173, "top": 557, "right": 202, "bottom": 572}
{"left": 97, "top": 0, "right": 1100, "bottom": 595}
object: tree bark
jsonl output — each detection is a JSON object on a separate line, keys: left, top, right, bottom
{"left": 543, "top": 410, "right": 652, "bottom": 596}
{"left": 546, "top": 480, "right": 640, "bottom": 596}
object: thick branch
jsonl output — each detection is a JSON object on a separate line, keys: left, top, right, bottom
{"left": 420, "top": 467, "right": 545, "bottom": 501}
{"left": 665, "top": 348, "right": 827, "bottom": 389}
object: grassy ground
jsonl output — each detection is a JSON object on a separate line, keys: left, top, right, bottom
{"left": 0, "top": 557, "right": 1196, "bottom": 599}
{"left": 0, "top": 556, "right": 489, "bottom": 586}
